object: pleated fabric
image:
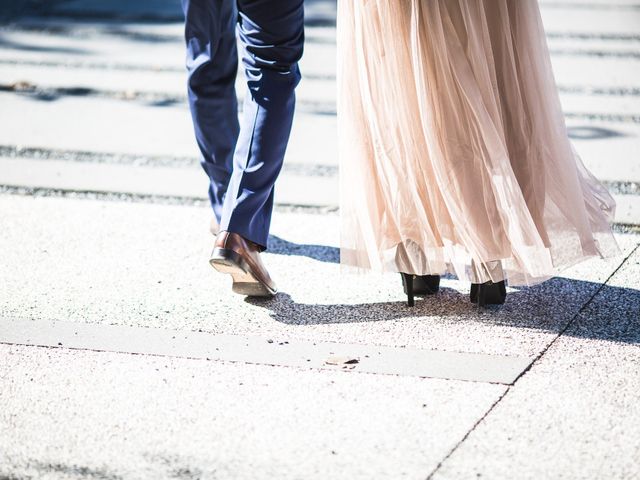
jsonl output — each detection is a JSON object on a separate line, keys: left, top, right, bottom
{"left": 336, "top": 0, "right": 621, "bottom": 286}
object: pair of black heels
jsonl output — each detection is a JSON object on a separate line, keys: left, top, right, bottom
{"left": 399, "top": 273, "right": 506, "bottom": 307}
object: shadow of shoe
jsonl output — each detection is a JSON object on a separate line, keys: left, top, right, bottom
{"left": 244, "top": 276, "right": 640, "bottom": 346}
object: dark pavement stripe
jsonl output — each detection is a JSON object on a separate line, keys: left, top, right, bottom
{"left": 0, "top": 317, "right": 533, "bottom": 385}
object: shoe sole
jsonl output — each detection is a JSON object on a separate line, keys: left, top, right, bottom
{"left": 209, "top": 247, "right": 276, "bottom": 297}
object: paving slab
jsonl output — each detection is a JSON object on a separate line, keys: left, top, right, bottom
{"left": 0, "top": 25, "right": 336, "bottom": 79}
{"left": 539, "top": 3, "right": 640, "bottom": 35}
{"left": 0, "top": 156, "right": 339, "bottom": 208}
{"left": 1, "top": 156, "right": 637, "bottom": 224}
{"left": 1, "top": 21, "right": 639, "bottom": 98}
{"left": 0, "top": 193, "right": 635, "bottom": 360}
{"left": 432, "top": 245, "right": 640, "bottom": 480}
{"left": 0, "top": 63, "right": 337, "bottom": 108}
{"left": 0, "top": 91, "right": 636, "bottom": 180}
{"left": 563, "top": 119, "right": 640, "bottom": 184}
{"left": 2, "top": 8, "right": 639, "bottom": 88}
{"left": 613, "top": 194, "right": 640, "bottom": 225}
{"left": 2, "top": 62, "right": 639, "bottom": 119}
{"left": 0, "top": 92, "right": 338, "bottom": 165}
{"left": 551, "top": 56, "right": 640, "bottom": 91}
{"left": 0, "top": 342, "right": 506, "bottom": 480}
{"left": 1, "top": 316, "right": 533, "bottom": 385}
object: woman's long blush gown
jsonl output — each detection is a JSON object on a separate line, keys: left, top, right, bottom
{"left": 336, "top": 0, "right": 621, "bottom": 286}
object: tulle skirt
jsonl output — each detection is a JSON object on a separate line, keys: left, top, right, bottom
{"left": 336, "top": 0, "right": 621, "bottom": 286}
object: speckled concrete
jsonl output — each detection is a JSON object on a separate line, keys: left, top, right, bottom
{"left": 2, "top": 1, "right": 639, "bottom": 477}
{"left": 0, "top": 193, "right": 635, "bottom": 360}
{"left": 0, "top": 343, "right": 505, "bottom": 480}
{"left": 432, "top": 245, "right": 640, "bottom": 480}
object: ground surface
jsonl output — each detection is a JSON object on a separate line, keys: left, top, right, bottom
{"left": 0, "top": 1, "right": 639, "bottom": 479}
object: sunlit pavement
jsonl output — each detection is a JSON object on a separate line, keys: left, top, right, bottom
{"left": 1, "top": 1, "right": 639, "bottom": 478}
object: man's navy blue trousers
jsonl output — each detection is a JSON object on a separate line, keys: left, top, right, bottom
{"left": 181, "top": 0, "right": 304, "bottom": 251}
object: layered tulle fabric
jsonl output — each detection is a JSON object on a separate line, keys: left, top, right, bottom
{"left": 337, "top": 0, "right": 621, "bottom": 286}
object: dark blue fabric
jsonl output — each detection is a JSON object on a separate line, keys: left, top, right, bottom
{"left": 182, "top": 0, "right": 304, "bottom": 251}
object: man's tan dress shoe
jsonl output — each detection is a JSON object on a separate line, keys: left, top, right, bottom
{"left": 209, "top": 231, "right": 277, "bottom": 296}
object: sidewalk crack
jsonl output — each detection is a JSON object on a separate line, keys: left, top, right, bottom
{"left": 425, "top": 241, "right": 640, "bottom": 479}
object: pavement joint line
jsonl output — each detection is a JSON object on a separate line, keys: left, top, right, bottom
{"left": 548, "top": 48, "right": 640, "bottom": 60}
{"left": 0, "top": 59, "right": 338, "bottom": 81}
{"left": 4, "top": 0, "right": 640, "bottom": 24}
{"left": 3, "top": 47, "right": 639, "bottom": 79}
{"left": 0, "top": 185, "right": 340, "bottom": 214}
{"left": 426, "top": 387, "right": 511, "bottom": 480}
{"left": 2, "top": 148, "right": 638, "bottom": 195}
{"left": 4, "top": 84, "right": 638, "bottom": 122}
{"left": 538, "top": 1, "right": 640, "bottom": 10}
{"left": 0, "top": 84, "right": 338, "bottom": 116}
{"left": 3, "top": 188, "right": 640, "bottom": 229}
{"left": 508, "top": 241, "right": 640, "bottom": 385}
{"left": 602, "top": 180, "right": 640, "bottom": 196}
{"left": 5, "top": 84, "right": 640, "bottom": 119}
{"left": 2, "top": 12, "right": 338, "bottom": 28}
{"left": 556, "top": 85, "right": 640, "bottom": 97}
{"left": 562, "top": 112, "right": 640, "bottom": 124}
{"left": 1, "top": 23, "right": 338, "bottom": 45}
{"left": 0, "top": 12, "right": 336, "bottom": 28}
{"left": 0, "top": 185, "right": 339, "bottom": 213}
{"left": 0, "top": 145, "right": 340, "bottom": 177}
{"left": 5, "top": 21, "right": 640, "bottom": 44}
{"left": 424, "top": 241, "right": 640, "bottom": 479}
{"left": 546, "top": 32, "right": 640, "bottom": 42}
{"left": 0, "top": 317, "right": 533, "bottom": 385}
{"left": 613, "top": 223, "right": 640, "bottom": 235}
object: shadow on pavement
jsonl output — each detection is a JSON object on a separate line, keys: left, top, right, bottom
{"left": 567, "top": 126, "right": 626, "bottom": 140}
{"left": 20, "top": 460, "right": 123, "bottom": 480}
{"left": 245, "top": 270, "right": 640, "bottom": 345}
{"left": 268, "top": 234, "right": 340, "bottom": 264}
{"left": 0, "top": 0, "right": 337, "bottom": 25}
{"left": 0, "top": 34, "right": 88, "bottom": 54}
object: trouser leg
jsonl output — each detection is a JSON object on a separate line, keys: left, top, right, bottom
{"left": 182, "top": 0, "right": 239, "bottom": 224}
{"left": 219, "top": 0, "right": 305, "bottom": 251}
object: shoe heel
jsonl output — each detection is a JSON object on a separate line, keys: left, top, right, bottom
{"left": 472, "top": 280, "right": 507, "bottom": 306}
{"left": 470, "top": 283, "right": 479, "bottom": 303}
{"left": 400, "top": 273, "right": 415, "bottom": 307}
{"left": 470, "top": 259, "right": 506, "bottom": 306}
{"left": 210, "top": 247, "right": 248, "bottom": 276}
{"left": 420, "top": 275, "right": 440, "bottom": 294}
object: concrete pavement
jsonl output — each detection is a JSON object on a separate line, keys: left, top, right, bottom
{"left": 0, "top": 0, "right": 639, "bottom": 479}
{"left": 1, "top": 192, "right": 638, "bottom": 480}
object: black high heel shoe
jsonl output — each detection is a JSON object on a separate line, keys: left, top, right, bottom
{"left": 400, "top": 273, "right": 440, "bottom": 307}
{"left": 470, "top": 280, "right": 506, "bottom": 306}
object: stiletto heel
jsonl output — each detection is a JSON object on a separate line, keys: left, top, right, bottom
{"left": 400, "top": 273, "right": 415, "bottom": 307}
{"left": 470, "top": 282, "right": 479, "bottom": 303}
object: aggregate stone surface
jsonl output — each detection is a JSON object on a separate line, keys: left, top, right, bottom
{"left": 0, "top": 343, "right": 505, "bottom": 480}
{"left": 1, "top": 1, "right": 639, "bottom": 478}
{"left": 1, "top": 193, "right": 636, "bottom": 359}
{"left": 433, "top": 246, "right": 640, "bottom": 480}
